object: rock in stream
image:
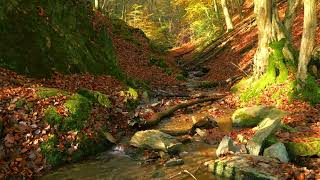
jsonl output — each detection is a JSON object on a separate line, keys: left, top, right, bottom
{"left": 130, "top": 130, "right": 182, "bottom": 153}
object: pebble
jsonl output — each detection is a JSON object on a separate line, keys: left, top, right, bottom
{"left": 34, "top": 129, "right": 41, "bottom": 135}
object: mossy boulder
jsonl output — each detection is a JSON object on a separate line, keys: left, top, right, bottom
{"left": 78, "top": 88, "right": 111, "bottom": 108}
{"left": 130, "top": 130, "right": 182, "bottom": 153}
{"left": 62, "top": 94, "right": 92, "bottom": 132}
{"left": 36, "top": 88, "right": 67, "bottom": 99}
{"left": 206, "top": 154, "right": 290, "bottom": 179}
{"left": 0, "top": 0, "right": 124, "bottom": 80}
{"left": 285, "top": 138, "right": 320, "bottom": 157}
{"left": 40, "top": 90, "right": 115, "bottom": 168}
{"left": 232, "top": 106, "right": 284, "bottom": 128}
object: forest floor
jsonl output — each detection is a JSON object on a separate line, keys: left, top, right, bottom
{"left": 1, "top": 2, "right": 320, "bottom": 179}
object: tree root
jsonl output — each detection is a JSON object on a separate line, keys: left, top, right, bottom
{"left": 142, "top": 95, "right": 225, "bottom": 126}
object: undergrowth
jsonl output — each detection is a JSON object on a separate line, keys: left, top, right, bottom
{"left": 233, "top": 39, "right": 320, "bottom": 105}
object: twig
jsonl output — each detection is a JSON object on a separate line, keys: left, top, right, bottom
{"left": 182, "top": 170, "right": 198, "bottom": 180}
{"left": 230, "top": 62, "right": 249, "bottom": 77}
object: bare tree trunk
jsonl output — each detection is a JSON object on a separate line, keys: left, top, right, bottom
{"left": 213, "top": 0, "right": 220, "bottom": 20}
{"left": 284, "top": 0, "right": 301, "bottom": 41}
{"left": 297, "top": 0, "right": 317, "bottom": 83}
{"left": 253, "top": 0, "right": 295, "bottom": 78}
{"left": 94, "top": 0, "right": 99, "bottom": 10}
{"left": 221, "top": 0, "right": 234, "bottom": 31}
{"left": 253, "top": 0, "right": 273, "bottom": 78}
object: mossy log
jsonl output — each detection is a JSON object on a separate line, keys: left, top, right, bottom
{"left": 142, "top": 96, "right": 225, "bottom": 126}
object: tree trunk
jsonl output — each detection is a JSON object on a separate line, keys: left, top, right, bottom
{"left": 284, "top": 0, "right": 301, "bottom": 41}
{"left": 253, "top": 0, "right": 273, "bottom": 78}
{"left": 94, "top": 0, "right": 99, "bottom": 10}
{"left": 297, "top": 0, "right": 317, "bottom": 83}
{"left": 253, "top": 0, "right": 293, "bottom": 78}
{"left": 221, "top": 0, "right": 234, "bottom": 31}
{"left": 213, "top": 0, "right": 220, "bottom": 20}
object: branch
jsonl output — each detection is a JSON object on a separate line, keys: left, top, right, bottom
{"left": 142, "top": 95, "right": 225, "bottom": 126}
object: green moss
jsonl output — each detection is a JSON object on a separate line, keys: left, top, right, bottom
{"left": 0, "top": 0, "right": 125, "bottom": 80}
{"left": 36, "top": 88, "right": 66, "bottom": 99}
{"left": 296, "top": 75, "right": 320, "bottom": 104}
{"left": 264, "top": 135, "right": 279, "bottom": 148}
{"left": 40, "top": 135, "right": 67, "bottom": 167}
{"left": 71, "top": 133, "right": 110, "bottom": 162}
{"left": 44, "top": 106, "right": 63, "bottom": 125}
{"left": 285, "top": 137, "right": 320, "bottom": 157}
{"left": 15, "top": 98, "right": 26, "bottom": 109}
{"left": 78, "top": 88, "right": 111, "bottom": 108}
{"left": 62, "top": 94, "right": 92, "bottom": 132}
{"left": 237, "top": 39, "right": 293, "bottom": 102}
{"left": 176, "top": 74, "right": 186, "bottom": 81}
{"left": 280, "top": 124, "right": 297, "bottom": 133}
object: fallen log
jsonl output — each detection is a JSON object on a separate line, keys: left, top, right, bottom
{"left": 142, "top": 95, "right": 225, "bottom": 126}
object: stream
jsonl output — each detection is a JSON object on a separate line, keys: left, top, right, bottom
{"left": 41, "top": 71, "right": 231, "bottom": 180}
{"left": 41, "top": 142, "right": 226, "bottom": 180}
{"left": 41, "top": 111, "right": 232, "bottom": 180}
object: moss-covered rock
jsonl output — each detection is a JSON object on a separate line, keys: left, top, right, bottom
{"left": 285, "top": 138, "right": 320, "bottom": 157}
{"left": 78, "top": 88, "right": 111, "bottom": 108}
{"left": 40, "top": 135, "right": 67, "bottom": 167}
{"left": 62, "top": 94, "right": 92, "bottom": 132}
{"left": 44, "top": 106, "right": 63, "bottom": 126}
{"left": 206, "top": 155, "right": 290, "bottom": 179}
{"left": 0, "top": 0, "right": 124, "bottom": 80}
{"left": 36, "top": 88, "right": 67, "bottom": 99}
{"left": 231, "top": 106, "right": 284, "bottom": 128}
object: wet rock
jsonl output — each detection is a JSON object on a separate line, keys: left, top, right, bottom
{"left": 152, "top": 170, "right": 166, "bottom": 178}
{"left": 195, "top": 128, "right": 207, "bottom": 137}
{"left": 246, "top": 115, "right": 282, "bottom": 155}
{"left": 232, "top": 106, "right": 284, "bottom": 128}
{"left": 205, "top": 154, "right": 291, "bottom": 179}
{"left": 164, "top": 158, "right": 184, "bottom": 167}
{"left": 216, "top": 136, "right": 240, "bottom": 157}
{"left": 285, "top": 137, "right": 320, "bottom": 157}
{"left": 130, "top": 130, "right": 182, "bottom": 153}
{"left": 157, "top": 113, "right": 217, "bottom": 136}
{"left": 264, "top": 142, "right": 289, "bottom": 163}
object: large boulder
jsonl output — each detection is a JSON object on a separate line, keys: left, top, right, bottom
{"left": 246, "top": 115, "right": 282, "bottom": 155}
{"left": 232, "top": 106, "right": 283, "bottom": 128}
{"left": 130, "top": 130, "right": 182, "bottom": 153}
{"left": 206, "top": 154, "right": 291, "bottom": 179}
{"left": 285, "top": 137, "right": 320, "bottom": 157}
{"left": 216, "top": 136, "right": 240, "bottom": 157}
{"left": 263, "top": 142, "right": 289, "bottom": 163}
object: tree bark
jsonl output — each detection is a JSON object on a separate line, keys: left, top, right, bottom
{"left": 297, "top": 0, "right": 317, "bottom": 83}
{"left": 94, "top": 0, "right": 99, "bottom": 10}
{"left": 221, "top": 0, "right": 234, "bottom": 31}
{"left": 253, "top": 0, "right": 293, "bottom": 78}
{"left": 284, "top": 0, "right": 301, "bottom": 41}
{"left": 213, "top": 0, "right": 220, "bottom": 20}
{"left": 253, "top": 0, "right": 273, "bottom": 78}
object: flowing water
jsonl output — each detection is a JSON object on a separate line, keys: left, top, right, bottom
{"left": 41, "top": 142, "right": 227, "bottom": 180}
{"left": 41, "top": 108, "right": 233, "bottom": 180}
